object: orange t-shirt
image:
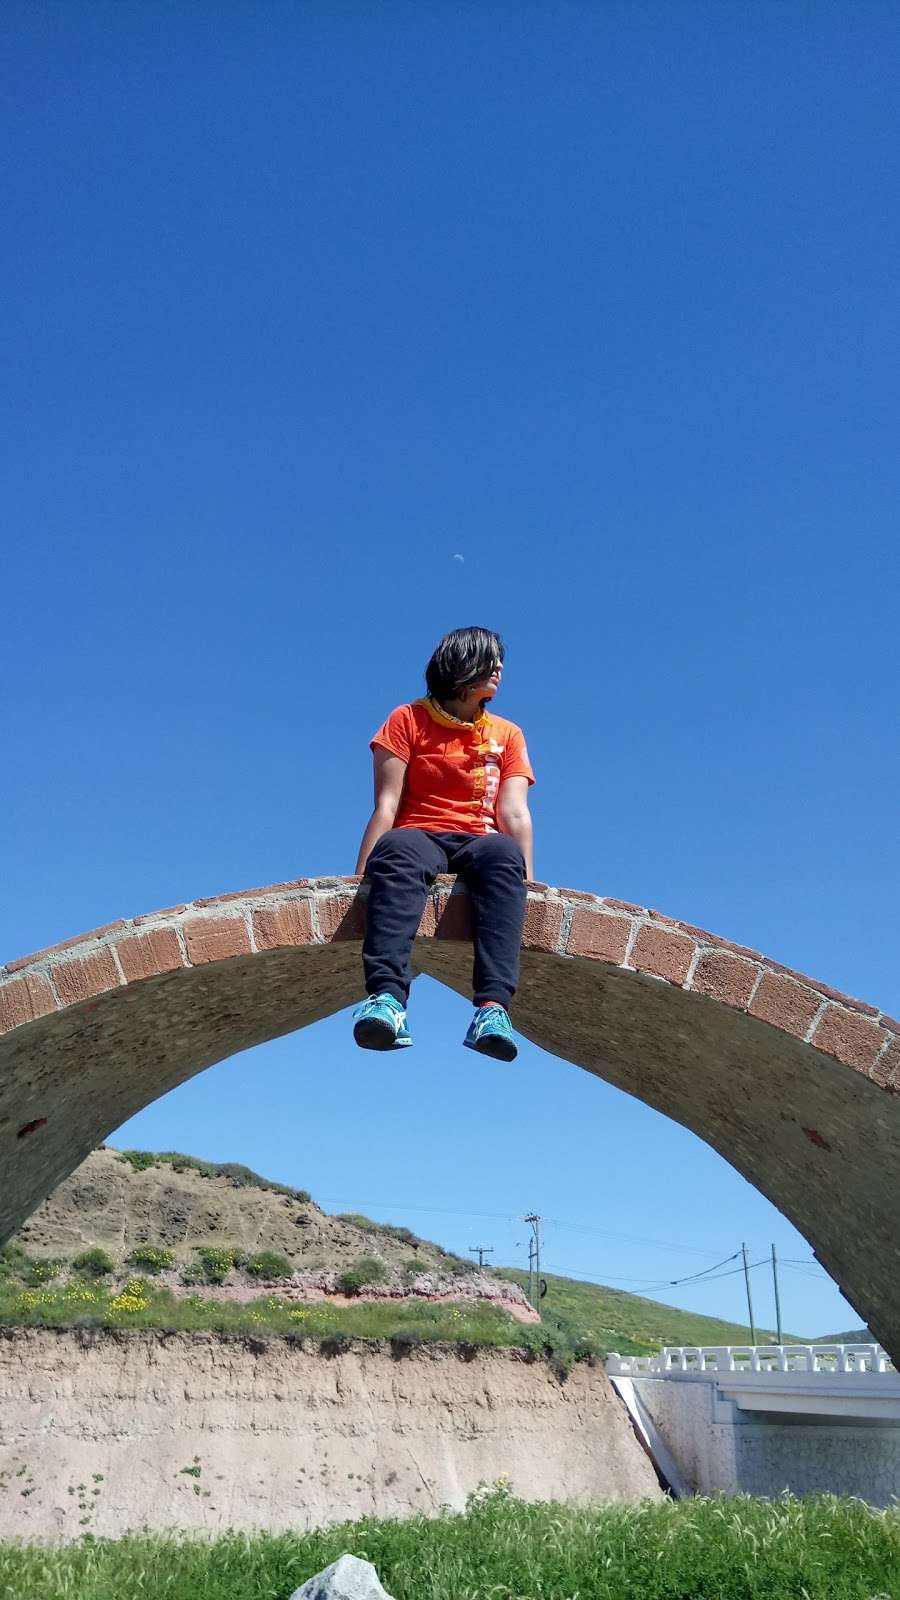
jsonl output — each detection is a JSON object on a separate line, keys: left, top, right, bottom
{"left": 370, "top": 698, "right": 535, "bottom": 835}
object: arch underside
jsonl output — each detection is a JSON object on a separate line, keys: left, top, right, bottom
{"left": 2, "top": 934, "right": 898, "bottom": 1360}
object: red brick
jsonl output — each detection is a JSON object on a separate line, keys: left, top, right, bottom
{"left": 252, "top": 902, "right": 315, "bottom": 951}
{"left": 601, "top": 897, "right": 645, "bottom": 914}
{"left": 749, "top": 972, "right": 821, "bottom": 1038}
{"left": 0, "top": 973, "right": 57, "bottom": 1033}
{"left": 690, "top": 951, "right": 759, "bottom": 1008}
{"left": 117, "top": 929, "right": 184, "bottom": 982}
{"left": 567, "top": 909, "right": 631, "bottom": 964}
{"left": 522, "top": 899, "right": 564, "bottom": 952}
{"left": 132, "top": 905, "right": 189, "bottom": 926}
{"left": 767, "top": 962, "right": 878, "bottom": 1017}
{"left": 526, "top": 879, "right": 551, "bottom": 892}
{"left": 557, "top": 887, "right": 599, "bottom": 903}
{"left": 416, "top": 894, "right": 441, "bottom": 937}
{"left": 316, "top": 894, "right": 366, "bottom": 942}
{"left": 195, "top": 889, "right": 256, "bottom": 907}
{"left": 871, "top": 1038, "right": 900, "bottom": 1091}
{"left": 52, "top": 949, "right": 121, "bottom": 1006}
{"left": 6, "top": 921, "right": 128, "bottom": 973}
{"left": 811, "top": 1007, "right": 885, "bottom": 1073}
{"left": 878, "top": 1013, "right": 900, "bottom": 1034}
{"left": 710, "top": 935, "right": 766, "bottom": 963}
{"left": 194, "top": 881, "right": 315, "bottom": 907}
{"left": 183, "top": 917, "right": 251, "bottom": 965}
{"left": 631, "top": 925, "right": 695, "bottom": 985}
{"left": 433, "top": 893, "right": 473, "bottom": 941}
{"left": 672, "top": 920, "right": 718, "bottom": 944}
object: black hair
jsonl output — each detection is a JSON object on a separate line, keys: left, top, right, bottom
{"left": 425, "top": 627, "right": 505, "bottom": 704}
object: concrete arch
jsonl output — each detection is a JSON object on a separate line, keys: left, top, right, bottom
{"left": 2, "top": 876, "right": 898, "bottom": 1358}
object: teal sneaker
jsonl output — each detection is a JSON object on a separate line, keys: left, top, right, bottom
{"left": 352, "top": 992, "right": 412, "bottom": 1051}
{"left": 463, "top": 1004, "right": 518, "bottom": 1062}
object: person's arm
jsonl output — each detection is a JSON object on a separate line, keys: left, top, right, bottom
{"left": 354, "top": 748, "right": 408, "bottom": 874}
{"left": 497, "top": 775, "right": 535, "bottom": 881}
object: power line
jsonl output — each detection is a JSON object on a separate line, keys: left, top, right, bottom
{"left": 542, "top": 1258, "right": 767, "bottom": 1293}
{"left": 317, "top": 1197, "right": 735, "bottom": 1260}
{"left": 315, "top": 1195, "right": 837, "bottom": 1297}
{"left": 543, "top": 1218, "right": 731, "bottom": 1258}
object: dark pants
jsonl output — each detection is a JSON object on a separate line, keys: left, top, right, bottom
{"left": 363, "top": 829, "right": 527, "bottom": 1008}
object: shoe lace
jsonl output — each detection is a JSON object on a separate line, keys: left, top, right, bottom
{"left": 353, "top": 994, "right": 403, "bottom": 1021}
{"left": 477, "top": 1004, "right": 511, "bottom": 1036}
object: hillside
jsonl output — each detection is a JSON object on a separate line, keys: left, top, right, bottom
{"left": 501, "top": 1269, "right": 785, "bottom": 1353}
{"left": 3, "top": 1147, "right": 797, "bottom": 1355}
{"left": 13, "top": 1146, "right": 468, "bottom": 1276}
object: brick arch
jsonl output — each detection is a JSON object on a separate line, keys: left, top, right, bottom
{"left": 2, "top": 876, "right": 898, "bottom": 1358}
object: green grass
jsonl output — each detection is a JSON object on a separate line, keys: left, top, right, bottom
{"left": 501, "top": 1269, "right": 787, "bottom": 1354}
{"left": 3, "top": 1491, "right": 898, "bottom": 1600}
{"left": 0, "top": 1260, "right": 787, "bottom": 1367}
{"left": 0, "top": 1276, "right": 574, "bottom": 1355}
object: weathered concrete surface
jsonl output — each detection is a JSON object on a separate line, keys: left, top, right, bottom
{"left": 0, "top": 1329, "right": 662, "bottom": 1543}
{"left": 1, "top": 877, "right": 899, "bottom": 1357}
{"left": 629, "top": 1374, "right": 900, "bottom": 1506}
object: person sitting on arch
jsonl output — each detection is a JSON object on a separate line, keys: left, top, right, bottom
{"left": 353, "top": 625, "right": 535, "bottom": 1061}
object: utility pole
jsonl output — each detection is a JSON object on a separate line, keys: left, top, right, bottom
{"left": 771, "top": 1244, "right": 783, "bottom": 1344}
{"left": 523, "top": 1214, "right": 543, "bottom": 1314}
{"left": 741, "top": 1242, "right": 757, "bottom": 1345}
{"left": 469, "top": 1246, "right": 494, "bottom": 1270}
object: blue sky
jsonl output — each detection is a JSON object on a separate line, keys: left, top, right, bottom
{"left": 3, "top": 2, "right": 898, "bottom": 1338}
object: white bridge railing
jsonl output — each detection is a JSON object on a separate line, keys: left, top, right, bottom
{"left": 607, "top": 1344, "right": 895, "bottom": 1377}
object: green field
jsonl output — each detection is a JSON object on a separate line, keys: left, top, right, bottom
{"left": 502, "top": 1268, "right": 787, "bottom": 1354}
{"left": 3, "top": 1490, "right": 898, "bottom": 1600}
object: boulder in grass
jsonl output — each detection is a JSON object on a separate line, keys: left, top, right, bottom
{"left": 289, "top": 1553, "right": 397, "bottom": 1600}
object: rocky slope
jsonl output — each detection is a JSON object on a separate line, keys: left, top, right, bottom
{"left": 8, "top": 1146, "right": 535, "bottom": 1319}
{"left": 13, "top": 1146, "right": 455, "bottom": 1274}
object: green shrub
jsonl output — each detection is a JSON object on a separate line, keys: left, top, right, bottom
{"left": 22, "top": 1257, "right": 61, "bottom": 1286}
{"left": 336, "top": 1212, "right": 379, "bottom": 1233}
{"left": 381, "top": 1223, "right": 417, "bottom": 1245}
{"left": 73, "top": 1248, "right": 115, "bottom": 1278}
{"left": 337, "top": 1257, "right": 388, "bottom": 1295}
{"left": 403, "top": 1257, "right": 426, "bottom": 1274}
{"left": 214, "top": 1163, "right": 310, "bottom": 1202}
{"left": 157, "top": 1152, "right": 217, "bottom": 1179}
{"left": 179, "top": 1263, "right": 205, "bottom": 1286}
{"left": 111, "top": 1148, "right": 313, "bottom": 1202}
{"left": 244, "top": 1251, "right": 293, "bottom": 1280}
{"left": 195, "top": 1247, "right": 241, "bottom": 1285}
{"left": 128, "top": 1246, "right": 176, "bottom": 1275}
{"left": 117, "top": 1150, "right": 156, "bottom": 1172}
{"left": 445, "top": 1257, "right": 475, "bottom": 1277}
{"left": 336, "top": 1214, "right": 418, "bottom": 1246}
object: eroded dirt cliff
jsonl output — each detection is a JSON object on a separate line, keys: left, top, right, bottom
{"left": 0, "top": 1328, "right": 662, "bottom": 1543}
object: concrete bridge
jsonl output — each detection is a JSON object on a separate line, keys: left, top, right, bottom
{"left": 1, "top": 875, "right": 898, "bottom": 1359}
{"left": 607, "top": 1345, "right": 900, "bottom": 1503}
